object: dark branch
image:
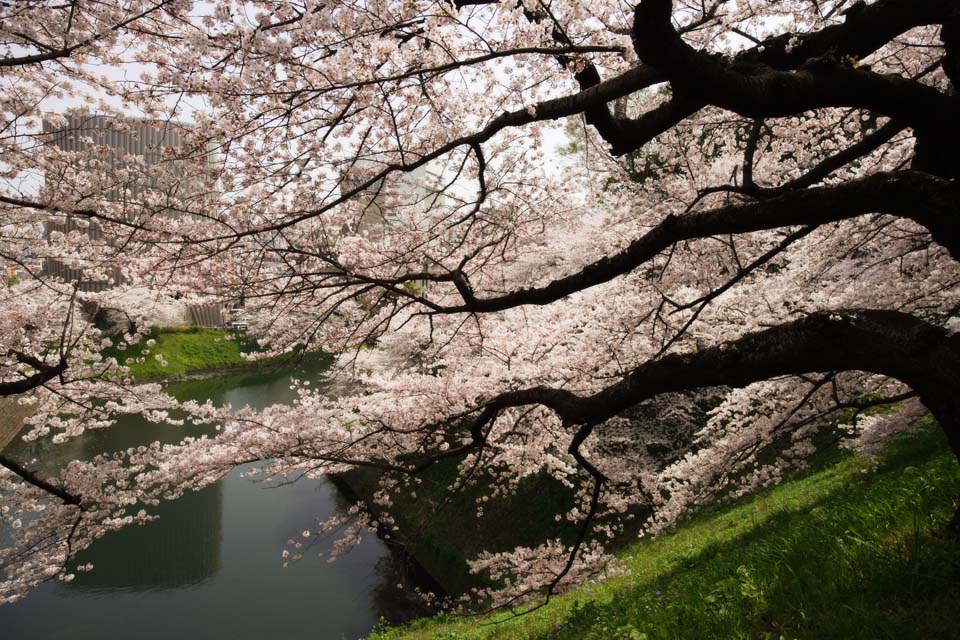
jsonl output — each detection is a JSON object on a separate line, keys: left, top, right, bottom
{"left": 474, "top": 309, "right": 960, "bottom": 457}
{"left": 632, "top": 0, "right": 955, "bottom": 124}
{"left": 737, "top": 0, "right": 959, "bottom": 70}
{"left": 0, "top": 454, "right": 82, "bottom": 506}
{"left": 631, "top": 0, "right": 960, "bottom": 177}
{"left": 594, "top": 0, "right": 955, "bottom": 158}
{"left": 434, "top": 170, "right": 957, "bottom": 313}
{"left": 1, "top": 351, "right": 68, "bottom": 397}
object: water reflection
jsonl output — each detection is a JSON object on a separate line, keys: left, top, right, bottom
{"left": 0, "top": 361, "right": 435, "bottom": 640}
{"left": 70, "top": 485, "right": 224, "bottom": 591}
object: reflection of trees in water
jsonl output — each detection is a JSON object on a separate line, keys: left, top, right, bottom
{"left": 69, "top": 483, "right": 223, "bottom": 591}
{"left": 369, "top": 544, "right": 442, "bottom": 624}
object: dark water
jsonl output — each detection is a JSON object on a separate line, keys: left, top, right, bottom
{"left": 0, "top": 364, "right": 433, "bottom": 639}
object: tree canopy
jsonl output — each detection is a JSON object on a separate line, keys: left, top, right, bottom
{"left": 1, "top": 0, "right": 958, "bottom": 609}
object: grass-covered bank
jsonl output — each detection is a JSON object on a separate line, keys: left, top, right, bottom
{"left": 367, "top": 423, "right": 960, "bottom": 640}
{"left": 104, "top": 326, "right": 323, "bottom": 380}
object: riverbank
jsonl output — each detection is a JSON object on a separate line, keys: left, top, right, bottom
{"left": 336, "top": 460, "right": 581, "bottom": 597}
{"left": 367, "top": 421, "right": 960, "bottom": 640}
{"left": 104, "top": 326, "right": 330, "bottom": 382}
{"left": 104, "top": 326, "right": 263, "bottom": 379}
{"left": 0, "top": 329, "right": 329, "bottom": 453}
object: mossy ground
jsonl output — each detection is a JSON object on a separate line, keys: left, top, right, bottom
{"left": 102, "top": 326, "right": 314, "bottom": 379}
{"left": 368, "top": 422, "right": 960, "bottom": 640}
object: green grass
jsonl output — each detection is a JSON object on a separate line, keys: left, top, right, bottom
{"left": 368, "top": 423, "right": 960, "bottom": 640}
{"left": 103, "top": 326, "right": 263, "bottom": 379}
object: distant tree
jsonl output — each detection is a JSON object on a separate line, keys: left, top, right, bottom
{"left": 1, "top": 0, "right": 958, "bottom": 609}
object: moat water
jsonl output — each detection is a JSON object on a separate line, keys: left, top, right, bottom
{"left": 0, "top": 363, "right": 434, "bottom": 639}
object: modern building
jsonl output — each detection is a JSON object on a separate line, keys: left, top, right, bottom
{"left": 41, "top": 113, "right": 223, "bottom": 325}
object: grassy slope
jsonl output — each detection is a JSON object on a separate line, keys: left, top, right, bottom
{"left": 369, "top": 423, "right": 960, "bottom": 640}
{"left": 104, "top": 326, "right": 263, "bottom": 379}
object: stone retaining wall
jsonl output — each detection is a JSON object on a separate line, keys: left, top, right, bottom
{"left": 0, "top": 396, "right": 34, "bottom": 451}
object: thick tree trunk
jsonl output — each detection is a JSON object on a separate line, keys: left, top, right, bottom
{"left": 632, "top": 0, "right": 960, "bottom": 178}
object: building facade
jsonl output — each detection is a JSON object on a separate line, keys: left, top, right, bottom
{"left": 42, "top": 114, "right": 223, "bottom": 326}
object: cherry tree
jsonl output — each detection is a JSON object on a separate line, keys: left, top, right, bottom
{"left": 1, "top": 0, "right": 959, "bottom": 610}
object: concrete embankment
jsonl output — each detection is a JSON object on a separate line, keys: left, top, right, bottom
{"left": 137, "top": 362, "right": 278, "bottom": 384}
{"left": 329, "top": 470, "right": 451, "bottom": 600}
{"left": 0, "top": 396, "right": 35, "bottom": 451}
{"left": 332, "top": 464, "right": 580, "bottom": 598}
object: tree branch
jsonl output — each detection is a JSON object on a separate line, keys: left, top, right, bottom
{"left": 631, "top": 0, "right": 960, "bottom": 177}
{"left": 0, "top": 454, "right": 82, "bottom": 506}
{"left": 432, "top": 170, "right": 957, "bottom": 313}
{"left": 0, "top": 351, "right": 68, "bottom": 397}
{"left": 470, "top": 309, "right": 960, "bottom": 456}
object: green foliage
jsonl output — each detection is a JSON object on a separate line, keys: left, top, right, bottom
{"left": 102, "top": 326, "right": 263, "bottom": 378}
{"left": 367, "top": 427, "right": 960, "bottom": 640}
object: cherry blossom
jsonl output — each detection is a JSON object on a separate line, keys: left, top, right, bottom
{"left": 1, "top": 0, "right": 959, "bottom": 609}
